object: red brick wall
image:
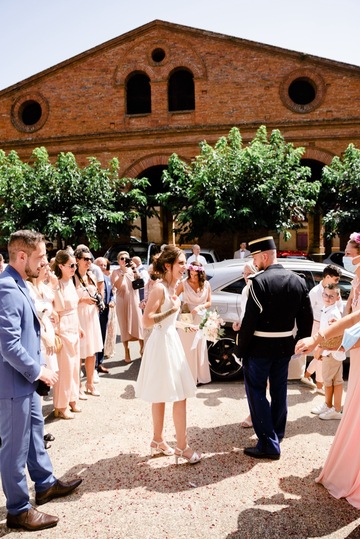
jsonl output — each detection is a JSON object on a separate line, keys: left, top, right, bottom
{"left": 0, "top": 20, "right": 359, "bottom": 252}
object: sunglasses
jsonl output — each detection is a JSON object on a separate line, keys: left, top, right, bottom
{"left": 119, "top": 257, "right": 128, "bottom": 261}
{"left": 63, "top": 263, "right": 76, "bottom": 268}
{"left": 81, "top": 257, "right": 92, "bottom": 262}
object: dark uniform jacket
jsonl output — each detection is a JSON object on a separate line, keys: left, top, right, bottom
{"left": 236, "top": 263, "right": 313, "bottom": 358}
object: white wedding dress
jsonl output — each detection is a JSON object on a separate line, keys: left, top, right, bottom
{"left": 135, "top": 283, "right": 196, "bottom": 403}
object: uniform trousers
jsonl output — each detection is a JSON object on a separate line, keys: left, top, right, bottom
{"left": 243, "top": 354, "right": 290, "bottom": 455}
{"left": 0, "top": 391, "right": 56, "bottom": 515}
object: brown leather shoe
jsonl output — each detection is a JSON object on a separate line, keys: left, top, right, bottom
{"left": 35, "top": 478, "right": 82, "bottom": 506}
{"left": 97, "top": 364, "right": 109, "bottom": 373}
{"left": 7, "top": 506, "right": 59, "bottom": 530}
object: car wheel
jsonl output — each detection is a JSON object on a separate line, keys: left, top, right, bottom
{"left": 207, "top": 337, "right": 242, "bottom": 381}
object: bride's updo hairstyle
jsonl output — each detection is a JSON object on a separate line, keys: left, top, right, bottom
{"left": 152, "top": 245, "right": 183, "bottom": 278}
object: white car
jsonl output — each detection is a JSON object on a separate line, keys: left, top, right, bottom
{"left": 204, "top": 258, "right": 353, "bottom": 380}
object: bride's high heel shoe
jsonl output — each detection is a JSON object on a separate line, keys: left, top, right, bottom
{"left": 175, "top": 446, "right": 202, "bottom": 465}
{"left": 150, "top": 440, "right": 175, "bottom": 457}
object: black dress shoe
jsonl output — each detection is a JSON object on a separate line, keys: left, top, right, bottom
{"left": 7, "top": 507, "right": 59, "bottom": 530}
{"left": 244, "top": 446, "right": 280, "bottom": 460}
{"left": 36, "top": 478, "right": 82, "bottom": 505}
{"left": 97, "top": 365, "right": 109, "bottom": 373}
{"left": 44, "top": 433, "right": 55, "bottom": 442}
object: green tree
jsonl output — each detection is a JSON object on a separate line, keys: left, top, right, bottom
{"left": 158, "top": 126, "right": 320, "bottom": 242}
{"left": 0, "top": 147, "right": 149, "bottom": 249}
{"left": 320, "top": 143, "right": 360, "bottom": 238}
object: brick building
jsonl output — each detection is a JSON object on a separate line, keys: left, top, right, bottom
{"left": 0, "top": 20, "right": 359, "bottom": 258}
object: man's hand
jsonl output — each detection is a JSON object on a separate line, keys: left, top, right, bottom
{"left": 39, "top": 367, "right": 58, "bottom": 386}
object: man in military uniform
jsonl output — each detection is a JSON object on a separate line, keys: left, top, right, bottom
{"left": 236, "top": 236, "right": 313, "bottom": 460}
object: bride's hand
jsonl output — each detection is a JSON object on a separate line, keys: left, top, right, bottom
{"left": 170, "top": 294, "right": 181, "bottom": 311}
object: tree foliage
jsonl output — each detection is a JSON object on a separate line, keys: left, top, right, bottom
{"left": 0, "top": 147, "right": 149, "bottom": 249}
{"left": 158, "top": 126, "right": 320, "bottom": 242}
{"left": 320, "top": 144, "right": 360, "bottom": 238}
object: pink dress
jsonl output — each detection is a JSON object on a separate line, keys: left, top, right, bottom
{"left": 112, "top": 269, "right": 143, "bottom": 342}
{"left": 178, "top": 280, "right": 211, "bottom": 384}
{"left": 316, "top": 276, "right": 360, "bottom": 508}
{"left": 53, "top": 279, "right": 81, "bottom": 409}
{"left": 74, "top": 273, "right": 103, "bottom": 358}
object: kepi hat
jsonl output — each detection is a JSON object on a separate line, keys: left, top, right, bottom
{"left": 248, "top": 236, "right": 276, "bottom": 255}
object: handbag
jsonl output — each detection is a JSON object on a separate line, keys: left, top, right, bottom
{"left": 54, "top": 334, "right": 63, "bottom": 353}
{"left": 132, "top": 278, "right": 145, "bottom": 290}
{"left": 321, "top": 335, "right": 343, "bottom": 350}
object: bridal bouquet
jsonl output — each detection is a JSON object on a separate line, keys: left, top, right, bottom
{"left": 199, "top": 309, "right": 225, "bottom": 343}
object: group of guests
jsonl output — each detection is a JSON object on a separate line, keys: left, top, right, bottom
{"left": 27, "top": 246, "right": 109, "bottom": 422}
{"left": 27, "top": 241, "right": 214, "bottom": 428}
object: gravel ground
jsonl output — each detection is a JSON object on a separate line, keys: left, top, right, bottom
{"left": 1, "top": 341, "right": 359, "bottom": 539}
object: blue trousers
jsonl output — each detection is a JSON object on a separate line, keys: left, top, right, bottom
{"left": 243, "top": 354, "right": 290, "bottom": 455}
{"left": 0, "top": 391, "right": 56, "bottom": 515}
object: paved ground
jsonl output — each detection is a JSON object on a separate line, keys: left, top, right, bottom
{"left": 1, "top": 340, "right": 360, "bottom": 539}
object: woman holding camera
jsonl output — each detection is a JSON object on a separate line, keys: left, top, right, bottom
{"left": 73, "top": 246, "right": 103, "bottom": 397}
{"left": 111, "top": 251, "right": 144, "bottom": 362}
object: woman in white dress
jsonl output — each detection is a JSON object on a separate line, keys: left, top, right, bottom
{"left": 176, "top": 262, "right": 211, "bottom": 384}
{"left": 135, "top": 245, "right": 202, "bottom": 464}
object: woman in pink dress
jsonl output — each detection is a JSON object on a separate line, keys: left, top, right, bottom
{"left": 296, "top": 232, "right": 360, "bottom": 508}
{"left": 73, "top": 247, "right": 103, "bottom": 397}
{"left": 52, "top": 250, "right": 83, "bottom": 419}
{"left": 176, "top": 262, "right": 212, "bottom": 385}
{"left": 111, "top": 251, "right": 144, "bottom": 362}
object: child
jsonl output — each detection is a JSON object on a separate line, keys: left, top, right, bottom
{"left": 310, "top": 284, "right": 345, "bottom": 420}
{"left": 301, "top": 264, "right": 343, "bottom": 393}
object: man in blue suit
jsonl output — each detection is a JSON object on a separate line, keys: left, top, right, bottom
{"left": 0, "top": 230, "right": 82, "bottom": 531}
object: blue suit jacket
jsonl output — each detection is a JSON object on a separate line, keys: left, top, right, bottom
{"left": 0, "top": 265, "right": 43, "bottom": 398}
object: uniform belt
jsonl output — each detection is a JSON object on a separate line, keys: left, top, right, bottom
{"left": 254, "top": 330, "right": 294, "bottom": 338}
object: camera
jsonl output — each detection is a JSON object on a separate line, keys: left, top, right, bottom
{"left": 93, "top": 292, "right": 105, "bottom": 313}
{"left": 36, "top": 380, "right": 50, "bottom": 396}
{"left": 125, "top": 257, "right": 132, "bottom": 267}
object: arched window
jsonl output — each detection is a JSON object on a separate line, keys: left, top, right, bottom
{"left": 168, "top": 69, "right": 195, "bottom": 112}
{"left": 126, "top": 72, "right": 151, "bottom": 115}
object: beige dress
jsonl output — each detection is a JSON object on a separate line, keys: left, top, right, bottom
{"left": 53, "top": 279, "right": 81, "bottom": 409}
{"left": 113, "top": 269, "right": 143, "bottom": 342}
{"left": 178, "top": 280, "right": 211, "bottom": 384}
{"left": 74, "top": 273, "right": 103, "bottom": 358}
